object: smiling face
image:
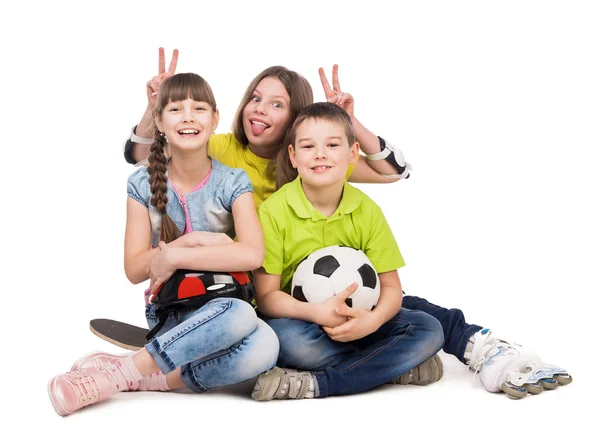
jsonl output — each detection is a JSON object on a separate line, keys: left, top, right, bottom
{"left": 289, "top": 118, "right": 359, "bottom": 189}
{"left": 242, "top": 76, "right": 291, "bottom": 150}
{"left": 155, "top": 98, "right": 219, "bottom": 152}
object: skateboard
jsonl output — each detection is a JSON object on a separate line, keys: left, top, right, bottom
{"left": 89, "top": 318, "right": 149, "bottom": 351}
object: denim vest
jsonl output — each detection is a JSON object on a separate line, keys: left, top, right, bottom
{"left": 127, "top": 159, "right": 253, "bottom": 247}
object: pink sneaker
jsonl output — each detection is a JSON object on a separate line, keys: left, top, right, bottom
{"left": 71, "top": 351, "right": 170, "bottom": 392}
{"left": 71, "top": 351, "right": 131, "bottom": 371}
{"left": 48, "top": 368, "right": 119, "bottom": 416}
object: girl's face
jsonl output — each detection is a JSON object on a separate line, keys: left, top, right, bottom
{"left": 156, "top": 98, "right": 219, "bottom": 152}
{"left": 242, "top": 76, "right": 291, "bottom": 149}
{"left": 289, "top": 118, "right": 359, "bottom": 189}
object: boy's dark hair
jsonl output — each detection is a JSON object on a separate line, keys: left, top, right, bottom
{"left": 276, "top": 102, "right": 355, "bottom": 189}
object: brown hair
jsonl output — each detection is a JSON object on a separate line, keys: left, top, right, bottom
{"left": 232, "top": 66, "right": 313, "bottom": 180}
{"left": 276, "top": 102, "right": 355, "bottom": 189}
{"left": 148, "top": 72, "right": 217, "bottom": 243}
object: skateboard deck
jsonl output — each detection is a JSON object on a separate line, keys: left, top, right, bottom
{"left": 89, "top": 318, "right": 149, "bottom": 351}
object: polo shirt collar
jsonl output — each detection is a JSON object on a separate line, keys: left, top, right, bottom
{"left": 286, "top": 176, "right": 362, "bottom": 220}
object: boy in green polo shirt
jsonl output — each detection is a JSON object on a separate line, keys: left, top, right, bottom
{"left": 251, "top": 102, "right": 445, "bottom": 401}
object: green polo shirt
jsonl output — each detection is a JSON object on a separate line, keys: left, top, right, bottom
{"left": 259, "top": 176, "right": 405, "bottom": 294}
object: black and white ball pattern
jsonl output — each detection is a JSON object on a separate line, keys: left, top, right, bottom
{"left": 291, "top": 245, "right": 380, "bottom": 310}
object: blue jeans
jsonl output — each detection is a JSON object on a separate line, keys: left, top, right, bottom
{"left": 263, "top": 308, "right": 444, "bottom": 397}
{"left": 145, "top": 298, "right": 279, "bottom": 393}
{"left": 402, "top": 295, "right": 483, "bottom": 364}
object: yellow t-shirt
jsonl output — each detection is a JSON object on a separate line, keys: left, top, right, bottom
{"left": 208, "top": 133, "right": 274, "bottom": 209}
{"left": 259, "top": 176, "right": 405, "bottom": 293}
{"left": 208, "top": 133, "right": 356, "bottom": 210}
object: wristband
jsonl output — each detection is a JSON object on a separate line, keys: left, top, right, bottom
{"left": 130, "top": 125, "right": 153, "bottom": 145}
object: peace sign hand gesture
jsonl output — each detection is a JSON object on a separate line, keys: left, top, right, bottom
{"left": 146, "top": 47, "right": 179, "bottom": 107}
{"left": 319, "top": 64, "right": 355, "bottom": 119}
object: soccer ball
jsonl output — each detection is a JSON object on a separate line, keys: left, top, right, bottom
{"left": 291, "top": 245, "right": 380, "bottom": 310}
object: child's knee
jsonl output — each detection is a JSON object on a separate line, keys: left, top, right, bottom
{"left": 232, "top": 299, "right": 259, "bottom": 335}
{"left": 229, "top": 298, "right": 257, "bottom": 322}
{"left": 419, "top": 312, "right": 445, "bottom": 353}
{"left": 238, "top": 321, "right": 280, "bottom": 377}
{"left": 209, "top": 298, "right": 258, "bottom": 340}
{"left": 255, "top": 321, "right": 280, "bottom": 368}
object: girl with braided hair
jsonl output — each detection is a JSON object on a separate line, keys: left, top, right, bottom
{"left": 47, "top": 72, "right": 279, "bottom": 416}
{"left": 112, "top": 49, "right": 572, "bottom": 401}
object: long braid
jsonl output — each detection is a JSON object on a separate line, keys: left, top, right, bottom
{"left": 148, "top": 72, "right": 216, "bottom": 243}
{"left": 147, "top": 132, "right": 180, "bottom": 243}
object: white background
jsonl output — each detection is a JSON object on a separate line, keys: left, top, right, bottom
{"left": 2, "top": 0, "right": 598, "bottom": 431}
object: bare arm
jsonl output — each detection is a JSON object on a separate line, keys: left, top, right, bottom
{"left": 124, "top": 197, "right": 158, "bottom": 283}
{"left": 167, "top": 192, "right": 264, "bottom": 271}
{"left": 147, "top": 192, "right": 265, "bottom": 293}
{"left": 319, "top": 65, "right": 410, "bottom": 181}
{"left": 348, "top": 156, "right": 401, "bottom": 183}
{"left": 125, "top": 48, "right": 179, "bottom": 164}
{"left": 253, "top": 268, "right": 317, "bottom": 321}
{"left": 128, "top": 107, "right": 154, "bottom": 164}
{"left": 123, "top": 197, "right": 201, "bottom": 283}
{"left": 352, "top": 118, "right": 405, "bottom": 178}
{"left": 368, "top": 270, "right": 403, "bottom": 325}
{"left": 254, "top": 267, "right": 358, "bottom": 327}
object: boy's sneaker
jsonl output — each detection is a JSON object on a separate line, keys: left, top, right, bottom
{"left": 252, "top": 367, "right": 316, "bottom": 401}
{"left": 71, "top": 351, "right": 131, "bottom": 371}
{"left": 48, "top": 367, "right": 119, "bottom": 416}
{"left": 389, "top": 354, "right": 444, "bottom": 385}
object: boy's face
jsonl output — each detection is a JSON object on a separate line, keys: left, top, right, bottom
{"left": 289, "top": 118, "right": 359, "bottom": 188}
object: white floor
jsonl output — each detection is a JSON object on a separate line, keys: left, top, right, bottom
{"left": 25, "top": 316, "right": 588, "bottom": 434}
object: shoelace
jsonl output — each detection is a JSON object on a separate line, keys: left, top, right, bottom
{"left": 472, "top": 341, "right": 511, "bottom": 377}
{"left": 69, "top": 370, "right": 101, "bottom": 405}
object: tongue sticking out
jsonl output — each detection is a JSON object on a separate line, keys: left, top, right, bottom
{"left": 251, "top": 122, "right": 268, "bottom": 136}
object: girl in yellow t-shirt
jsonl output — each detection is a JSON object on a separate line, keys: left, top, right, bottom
{"left": 124, "top": 48, "right": 411, "bottom": 209}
